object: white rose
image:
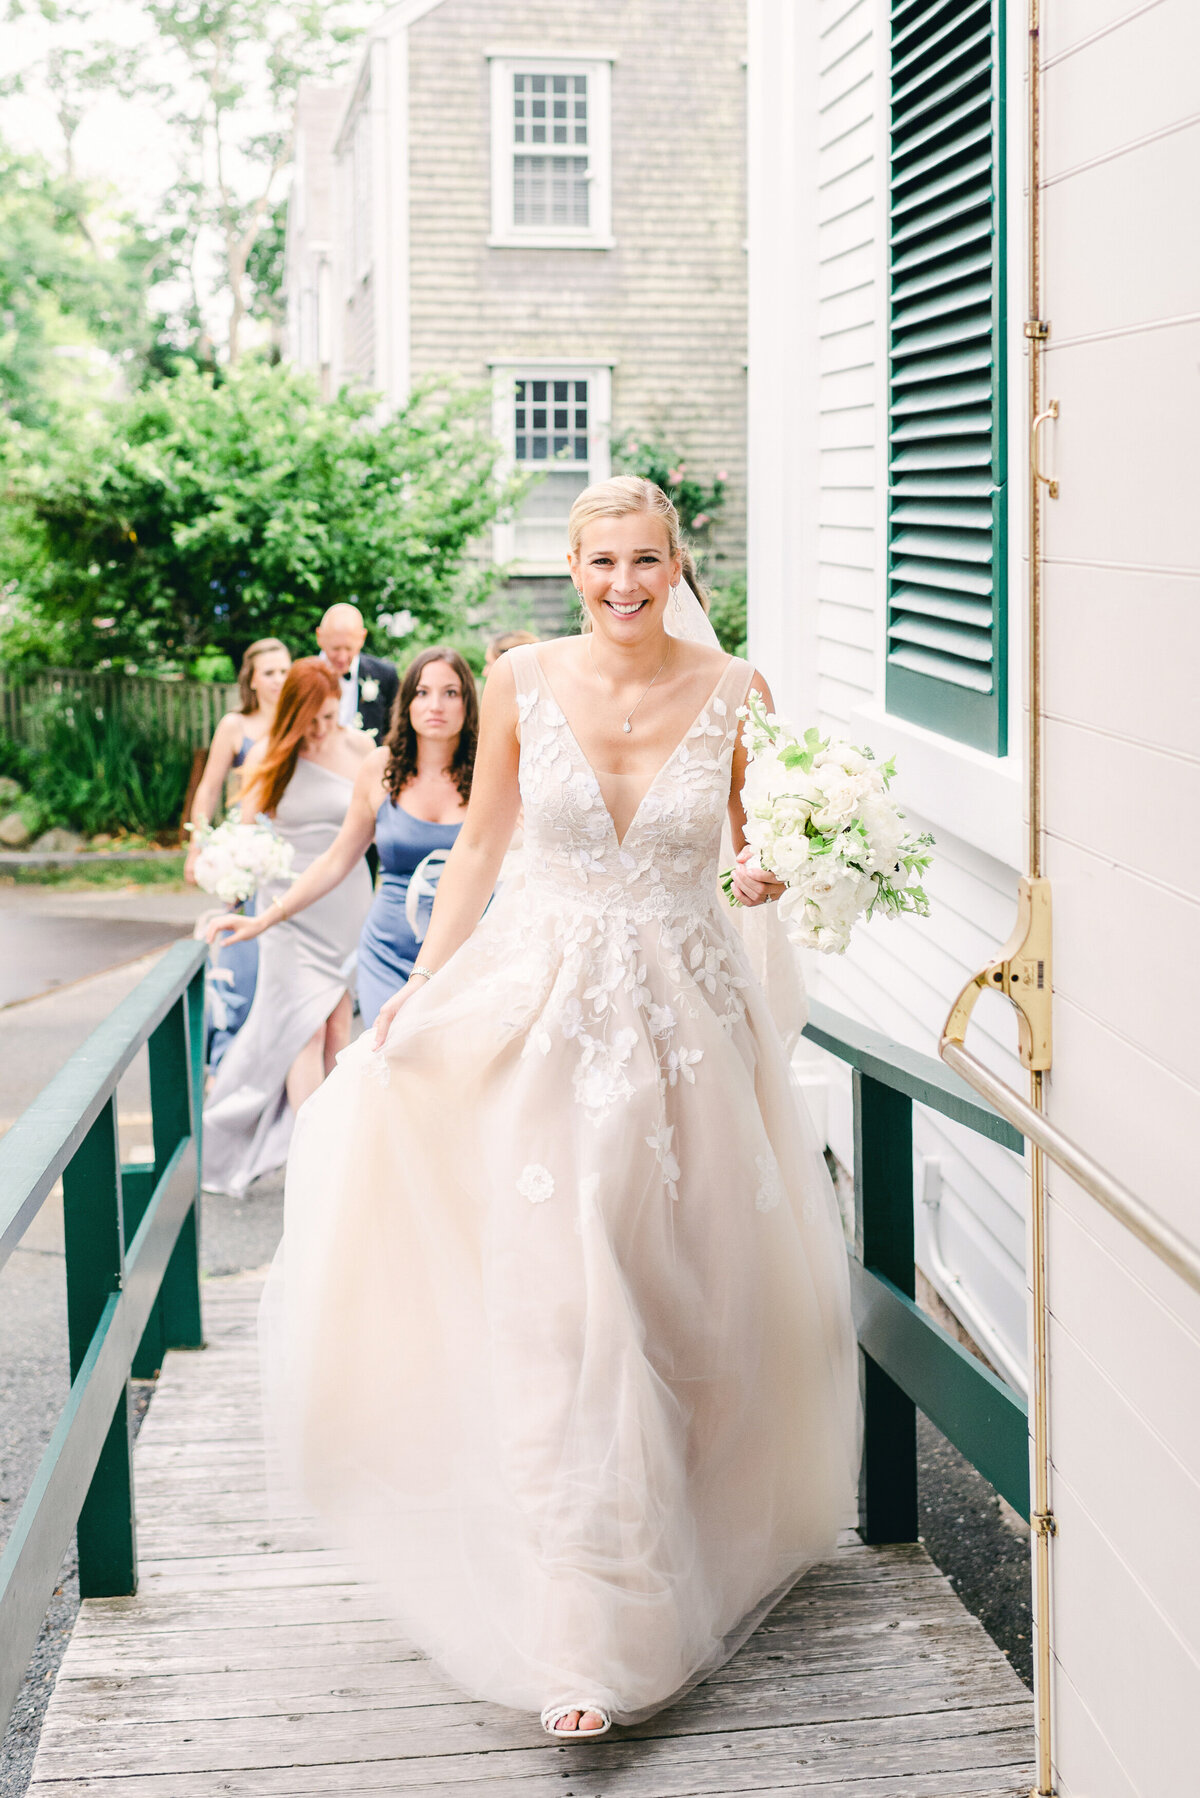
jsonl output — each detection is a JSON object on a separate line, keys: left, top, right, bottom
{"left": 858, "top": 793, "right": 906, "bottom": 873}
{"left": 360, "top": 678, "right": 380, "bottom": 702}
{"left": 769, "top": 831, "right": 812, "bottom": 879}
{"left": 816, "top": 741, "right": 871, "bottom": 776}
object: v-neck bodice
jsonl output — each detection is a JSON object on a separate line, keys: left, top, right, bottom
{"left": 511, "top": 644, "right": 753, "bottom": 922}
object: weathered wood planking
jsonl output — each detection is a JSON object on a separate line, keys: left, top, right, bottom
{"left": 28, "top": 1276, "right": 1034, "bottom": 1797}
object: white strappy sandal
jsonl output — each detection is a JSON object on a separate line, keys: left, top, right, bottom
{"left": 540, "top": 1702, "right": 612, "bottom": 1739}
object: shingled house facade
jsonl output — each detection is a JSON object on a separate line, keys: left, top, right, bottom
{"left": 284, "top": 0, "right": 748, "bottom": 622}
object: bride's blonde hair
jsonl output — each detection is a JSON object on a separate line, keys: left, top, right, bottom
{"left": 567, "top": 476, "right": 682, "bottom": 558}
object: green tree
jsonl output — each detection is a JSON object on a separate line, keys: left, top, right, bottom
{"left": 145, "top": 0, "right": 361, "bottom": 361}
{"left": 0, "top": 136, "right": 152, "bottom": 427}
{"left": 3, "top": 360, "right": 520, "bottom": 667}
{"left": 5, "top": 0, "right": 361, "bottom": 363}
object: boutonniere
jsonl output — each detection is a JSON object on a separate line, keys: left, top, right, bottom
{"left": 360, "top": 677, "right": 380, "bottom": 702}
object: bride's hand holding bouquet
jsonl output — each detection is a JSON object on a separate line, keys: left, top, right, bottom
{"left": 723, "top": 692, "right": 933, "bottom": 954}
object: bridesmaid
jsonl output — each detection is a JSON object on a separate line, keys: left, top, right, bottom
{"left": 210, "top": 647, "right": 478, "bottom": 1029}
{"left": 202, "top": 660, "right": 375, "bottom": 1196}
{"left": 482, "top": 628, "right": 538, "bottom": 679}
{"left": 185, "top": 637, "right": 291, "bottom": 1067}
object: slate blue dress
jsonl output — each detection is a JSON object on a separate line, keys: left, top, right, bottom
{"left": 356, "top": 801, "right": 462, "bottom": 1026}
{"left": 206, "top": 733, "right": 260, "bottom": 1069}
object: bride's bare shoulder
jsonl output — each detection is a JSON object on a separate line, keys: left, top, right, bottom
{"left": 531, "top": 634, "right": 577, "bottom": 664}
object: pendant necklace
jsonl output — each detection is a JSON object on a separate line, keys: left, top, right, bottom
{"left": 587, "top": 633, "right": 670, "bottom": 733}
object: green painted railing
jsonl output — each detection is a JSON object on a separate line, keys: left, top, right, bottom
{"left": 803, "top": 999, "right": 1030, "bottom": 1539}
{"left": 0, "top": 940, "right": 206, "bottom": 1739}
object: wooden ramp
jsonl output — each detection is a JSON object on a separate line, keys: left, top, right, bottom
{"left": 28, "top": 1278, "right": 1034, "bottom": 1798}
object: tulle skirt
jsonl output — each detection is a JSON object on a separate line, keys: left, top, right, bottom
{"left": 260, "top": 882, "right": 861, "bottom": 1724}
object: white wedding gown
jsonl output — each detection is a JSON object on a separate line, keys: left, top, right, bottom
{"left": 261, "top": 644, "right": 860, "bottom": 1725}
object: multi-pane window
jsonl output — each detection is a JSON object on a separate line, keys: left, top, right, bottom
{"left": 886, "top": 0, "right": 1007, "bottom": 755}
{"left": 513, "top": 72, "right": 588, "bottom": 148}
{"left": 514, "top": 377, "right": 590, "bottom": 464}
{"left": 512, "top": 75, "right": 589, "bottom": 228}
{"left": 489, "top": 58, "right": 612, "bottom": 248}
{"left": 496, "top": 368, "right": 607, "bottom": 564}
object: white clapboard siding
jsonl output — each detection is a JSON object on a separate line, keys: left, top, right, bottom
{"left": 1038, "top": 0, "right": 1200, "bottom": 1789}
{"left": 748, "top": 0, "right": 1030, "bottom": 1387}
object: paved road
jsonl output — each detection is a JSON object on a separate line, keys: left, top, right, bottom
{"left": 0, "top": 885, "right": 209, "bottom": 1009}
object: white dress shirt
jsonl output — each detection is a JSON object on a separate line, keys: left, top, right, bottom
{"left": 328, "top": 653, "right": 360, "bottom": 727}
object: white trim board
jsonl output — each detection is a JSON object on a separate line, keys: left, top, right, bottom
{"left": 850, "top": 702, "right": 1024, "bottom": 872}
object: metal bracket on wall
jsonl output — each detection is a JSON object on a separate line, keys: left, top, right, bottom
{"left": 942, "top": 876, "right": 1053, "bottom": 1071}
{"left": 1032, "top": 399, "right": 1059, "bottom": 499}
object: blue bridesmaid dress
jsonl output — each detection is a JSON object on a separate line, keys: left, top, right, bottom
{"left": 356, "top": 801, "right": 462, "bottom": 1026}
{"left": 206, "top": 733, "right": 261, "bottom": 1070}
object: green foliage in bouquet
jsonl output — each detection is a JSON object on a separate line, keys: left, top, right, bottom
{"left": 722, "top": 692, "right": 934, "bottom": 953}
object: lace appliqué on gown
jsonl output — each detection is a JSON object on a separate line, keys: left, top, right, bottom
{"left": 508, "top": 653, "right": 751, "bottom": 1201}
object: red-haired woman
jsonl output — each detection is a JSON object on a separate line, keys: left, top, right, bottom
{"left": 201, "top": 658, "right": 375, "bottom": 1197}
{"left": 210, "top": 647, "right": 478, "bottom": 1027}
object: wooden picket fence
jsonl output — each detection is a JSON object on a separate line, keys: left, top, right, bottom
{"left": 0, "top": 669, "right": 240, "bottom": 751}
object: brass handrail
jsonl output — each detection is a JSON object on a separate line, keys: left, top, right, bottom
{"left": 941, "top": 1043, "right": 1200, "bottom": 1299}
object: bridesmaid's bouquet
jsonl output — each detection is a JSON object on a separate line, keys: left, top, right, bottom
{"left": 723, "top": 693, "right": 933, "bottom": 954}
{"left": 186, "top": 808, "right": 295, "bottom": 906}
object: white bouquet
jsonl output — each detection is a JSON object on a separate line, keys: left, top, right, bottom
{"left": 723, "top": 692, "right": 933, "bottom": 954}
{"left": 186, "top": 808, "right": 295, "bottom": 907}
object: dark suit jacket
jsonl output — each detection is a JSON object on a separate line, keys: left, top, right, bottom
{"left": 354, "top": 653, "right": 400, "bottom": 745}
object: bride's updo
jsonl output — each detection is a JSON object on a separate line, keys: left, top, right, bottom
{"left": 568, "top": 476, "right": 682, "bottom": 558}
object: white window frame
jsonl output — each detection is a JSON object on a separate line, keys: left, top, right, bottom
{"left": 487, "top": 52, "right": 615, "bottom": 250}
{"left": 490, "top": 360, "right": 613, "bottom": 573}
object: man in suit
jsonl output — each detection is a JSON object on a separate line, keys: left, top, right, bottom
{"left": 315, "top": 603, "right": 400, "bottom": 745}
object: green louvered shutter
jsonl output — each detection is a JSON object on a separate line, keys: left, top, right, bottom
{"left": 886, "top": 0, "right": 1007, "bottom": 755}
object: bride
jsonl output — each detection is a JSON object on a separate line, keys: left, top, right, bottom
{"left": 263, "top": 476, "right": 860, "bottom": 1740}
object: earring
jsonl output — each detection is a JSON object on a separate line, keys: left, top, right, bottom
{"left": 671, "top": 584, "right": 681, "bottom": 614}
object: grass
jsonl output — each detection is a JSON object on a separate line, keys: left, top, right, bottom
{"left": 0, "top": 858, "right": 187, "bottom": 890}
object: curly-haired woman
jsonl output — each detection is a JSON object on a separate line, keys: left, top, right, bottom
{"left": 210, "top": 647, "right": 478, "bottom": 1030}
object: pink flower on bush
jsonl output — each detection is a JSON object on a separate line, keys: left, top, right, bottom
{"left": 667, "top": 464, "right": 686, "bottom": 483}
{"left": 716, "top": 469, "right": 728, "bottom": 482}
{"left": 692, "top": 513, "right": 711, "bottom": 528}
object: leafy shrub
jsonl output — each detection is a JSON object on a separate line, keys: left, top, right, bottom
{"left": 10, "top": 701, "right": 193, "bottom": 839}
{"left": 0, "top": 730, "right": 34, "bottom": 788}
{"left": 3, "top": 360, "right": 523, "bottom": 671}
{"left": 611, "top": 434, "right": 727, "bottom": 544}
{"left": 706, "top": 574, "right": 748, "bottom": 658}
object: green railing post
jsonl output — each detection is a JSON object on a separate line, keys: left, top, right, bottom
{"left": 61, "top": 1097, "right": 137, "bottom": 1597}
{"left": 122, "top": 1165, "right": 165, "bottom": 1378}
{"left": 151, "top": 992, "right": 204, "bottom": 1351}
{"left": 854, "top": 1069, "right": 918, "bottom": 1543}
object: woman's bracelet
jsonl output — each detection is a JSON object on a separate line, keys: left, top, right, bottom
{"left": 410, "top": 964, "right": 437, "bottom": 982}
{"left": 268, "top": 896, "right": 288, "bottom": 923}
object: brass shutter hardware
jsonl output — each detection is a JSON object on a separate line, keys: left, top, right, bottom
{"left": 942, "top": 874, "right": 1053, "bottom": 1071}
{"left": 1032, "top": 399, "right": 1059, "bottom": 498}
